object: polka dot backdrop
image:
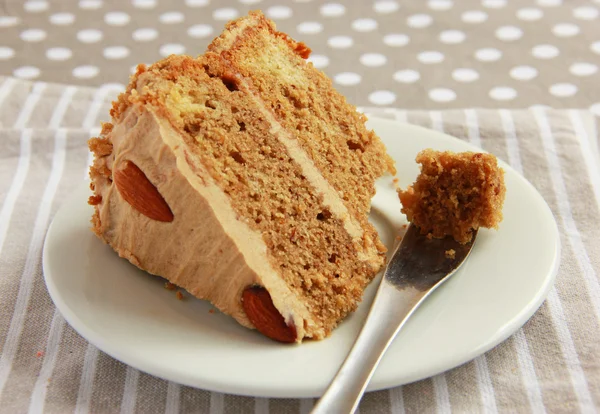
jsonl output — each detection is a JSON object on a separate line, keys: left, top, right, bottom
{"left": 0, "top": 0, "right": 599, "bottom": 111}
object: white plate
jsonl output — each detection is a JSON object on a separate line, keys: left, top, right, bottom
{"left": 43, "top": 118, "right": 560, "bottom": 398}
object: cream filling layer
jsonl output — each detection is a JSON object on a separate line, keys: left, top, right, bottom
{"left": 211, "top": 16, "right": 380, "bottom": 266}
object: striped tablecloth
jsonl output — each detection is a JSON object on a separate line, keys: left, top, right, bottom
{"left": 0, "top": 76, "right": 599, "bottom": 413}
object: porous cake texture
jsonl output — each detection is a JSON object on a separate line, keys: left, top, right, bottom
{"left": 88, "top": 11, "right": 395, "bottom": 342}
{"left": 398, "top": 149, "right": 505, "bottom": 243}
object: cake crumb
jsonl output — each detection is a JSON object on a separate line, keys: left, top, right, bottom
{"left": 445, "top": 249, "right": 456, "bottom": 259}
{"left": 164, "top": 282, "right": 176, "bottom": 291}
{"left": 36, "top": 351, "right": 44, "bottom": 358}
{"left": 176, "top": 291, "right": 184, "bottom": 300}
{"left": 209, "top": 309, "right": 215, "bottom": 314}
{"left": 402, "top": 224, "right": 408, "bottom": 229}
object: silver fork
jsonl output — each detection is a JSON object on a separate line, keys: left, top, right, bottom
{"left": 312, "top": 224, "right": 477, "bottom": 414}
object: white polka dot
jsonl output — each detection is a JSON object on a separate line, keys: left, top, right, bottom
{"left": 160, "top": 12, "right": 184, "bottom": 24}
{"left": 592, "top": 41, "right": 600, "bottom": 54}
{"left": 569, "top": 62, "right": 598, "bottom": 76}
{"left": 517, "top": 8, "right": 543, "bottom": 21}
{"left": 590, "top": 103, "right": 600, "bottom": 117}
{"left": 489, "top": 87, "right": 517, "bottom": 101}
{"left": 73, "top": 65, "right": 99, "bottom": 79}
{"left": 368, "top": 90, "right": 396, "bottom": 105}
{"left": 360, "top": 53, "right": 387, "bottom": 67}
{"left": 482, "top": 0, "right": 506, "bottom": 8}
{"left": 334, "top": 72, "right": 361, "bottom": 86}
{"left": 536, "top": 0, "right": 562, "bottom": 6}
{"left": 439, "top": 30, "right": 465, "bottom": 44}
{"left": 46, "top": 47, "right": 72, "bottom": 61}
{"left": 428, "top": 0, "right": 453, "bottom": 10}
{"left": 77, "top": 29, "right": 103, "bottom": 43}
{"left": 549, "top": 83, "right": 577, "bottom": 97}
{"left": 79, "top": 0, "right": 102, "bottom": 9}
{"left": 320, "top": 3, "right": 345, "bottom": 17}
{"left": 452, "top": 68, "right": 479, "bottom": 82}
{"left": 297, "top": 21, "right": 323, "bottom": 34}
{"left": 160, "top": 43, "right": 186, "bottom": 57}
{"left": 24, "top": 1, "right": 49, "bottom": 12}
{"left": 103, "top": 46, "right": 130, "bottom": 60}
{"left": 307, "top": 54, "right": 329, "bottom": 68}
{"left": 552, "top": 23, "right": 580, "bottom": 37}
{"left": 188, "top": 24, "right": 213, "bottom": 38}
{"left": 429, "top": 88, "right": 456, "bottom": 102}
{"left": 510, "top": 65, "right": 538, "bottom": 80}
{"left": 393, "top": 69, "right": 420, "bottom": 83}
{"left": 133, "top": 28, "right": 158, "bottom": 42}
{"left": 461, "top": 10, "right": 488, "bottom": 23}
{"left": 133, "top": 0, "right": 157, "bottom": 8}
{"left": 267, "top": 6, "right": 292, "bottom": 19}
{"left": 0, "top": 16, "right": 19, "bottom": 27}
{"left": 495, "top": 26, "right": 523, "bottom": 41}
{"left": 374, "top": 1, "right": 399, "bottom": 13}
{"left": 14, "top": 66, "right": 40, "bottom": 80}
{"left": 213, "top": 8, "right": 239, "bottom": 20}
{"left": 238, "top": 0, "right": 262, "bottom": 3}
{"left": 0, "top": 47, "right": 15, "bottom": 60}
{"left": 328, "top": 36, "right": 353, "bottom": 49}
{"left": 573, "top": 6, "right": 599, "bottom": 20}
{"left": 20, "top": 29, "right": 46, "bottom": 42}
{"left": 407, "top": 14, "right": 433, "bottom": 28}
{"left": 352, "top": 18, "right": 377, "bottom": 32}
{"left": 418, "top": 51, "right": 444, "bottom": 64}
{"left": 105, "top": 12, "right": 130, "bottom": 26}
{"left": 383, "top": 34, "right": 409, "bottom": 47}
{"left": 532, "top": 44, "right": 559, "bottom": 59}
{"left": 475, "top": 48, "right": 502, "bottom": 62}
{"left": 50, "top": 13, "right": 75, "bottom": 25}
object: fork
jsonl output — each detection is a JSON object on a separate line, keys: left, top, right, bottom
{"left": 312, "top": 223, "right": 477, "bottom": 414}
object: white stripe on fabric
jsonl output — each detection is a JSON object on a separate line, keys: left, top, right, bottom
{"left": 209, "top": 392, "right": 224, "bottom": 414}
{"left": 389, "top": 386, "right": 405, "bottom": 413}
{"left": 0, "top": 77, "right": 16, "bottom": 111}
{"left": 299, "top": 398, "right": 314, "bottom": 414}
{"left": 513, "top": 329, "right": 546, "bottom": 413}
{"left": 464, "top": 109, "right": 482, "bottom": 148}
{"left": 533, "top": 108, "right": 596, "bottom": 412}
{"left": 74, "top": 345, "right": 98, "bottom": 414}
{"left": 28, "top": 312, "right": 66, "bottom": 414}
{"left": 0, "top": 129, "right": 32, "bottom": 257}
{"left": 498, "top": 110, "right": 523, "bottom": 174}
{"left": 119, "top": 367, "right": 139, "bottom": 414}
{"left": 534, "top": 109, "right": 600, "bottom": 324}
{"left": 82, "top": 84, "right": 120, "bottom": 130}
{"left": 474, "top": 356, "right": 498, "bottom": 413}
{"left": 568, "top": 110, "right": 600, "bottom": 211}
{"left": 254, "top": 397, "right": 269, "bottom": 414}
{"left": 500, "top": 110, "right": 546, "bottom": 413}
{"left": 84, "top": 127, "right": 102, "bottom": 180}
{"left": 430, "top": 110, "right": 443, "bottom": 133}
{"left": 48, "top": 86, "right": 77, "bottom": 129}
{"left": 432, "top": 375, "right": 451, "bottom": 414}
{"left": 13, "top": 82, "right": 47, "bottom": 129}
{"left": 0, "top": 128, "right": 67, "bottom": 396}
{"left": 164, "top": 381, "right": 180, "bottom": 414}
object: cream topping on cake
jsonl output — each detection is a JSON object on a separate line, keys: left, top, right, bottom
{"left": 93, "top": 105, "right": 318, "bottom": 340}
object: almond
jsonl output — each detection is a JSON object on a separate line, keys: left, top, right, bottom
{"left": 114, "top": 160, "right": 174, "bottom": 222}
{"left": 242, "top": 286, "right": 297, "bottom": 343}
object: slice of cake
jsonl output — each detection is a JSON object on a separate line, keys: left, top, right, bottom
{"left": 88, "top": 11, "right": 395, "bottom": 343}
{"left": 398, "top": 149, "right": 505, "bottom": 243}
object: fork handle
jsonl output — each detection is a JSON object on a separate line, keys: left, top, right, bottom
{"left": 311, "top": 279, "right": 425, "bottom": 414}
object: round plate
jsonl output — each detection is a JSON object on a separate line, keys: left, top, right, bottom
{"left": 43, "top": 118, "right": 560, "bottom": 398}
